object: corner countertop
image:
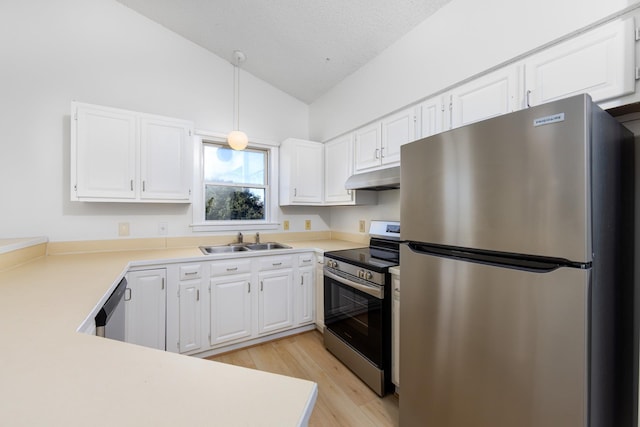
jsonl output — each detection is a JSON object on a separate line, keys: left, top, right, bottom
{"left": 0, "top": 239, "right": 362, "bottom": 426}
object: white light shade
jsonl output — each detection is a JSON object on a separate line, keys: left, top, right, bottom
{"left": 227, "top": 130, "right": 248, "bottom": 151}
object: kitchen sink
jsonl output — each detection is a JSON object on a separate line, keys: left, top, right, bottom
{"left": 244, "top": 242, "right": 292, "bottom": 250}
{"left": 200, "top": 245, "right": 250, "bottom": 254}
{"left": 199, "top": 242, "right": 291, "bottom": 255}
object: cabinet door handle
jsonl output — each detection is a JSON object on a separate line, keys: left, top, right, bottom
{"left": 381, "top": 147, "right": 385, "bottom": 158}
{"left": 196, "top": 289, "right": 200, "bottom": 301}
{"left": 300, "top": 276, "right": 304, "bottom": 285}
{"left": 294, "top": 188, "right": 297, "bottom": 197}
{"left": 526, "top": 90, "right": 532, "bottom": 108}
{"left": 161, "top": 278, "right": 165, "bottom": 290}
{"left": 142, "top": 180, "right": 146, "bottom": 192}
{"left": 248, "top": 282, "right": 251, "bottom": 293}
{"left": 124, "top": 288, "right": 131, "bottom": 301}
{"left": 130, "top": 180, "right": 134, "bottom": 191}
{"left": 260, "top": 281, "right": 264, "bottom": 291}
{"left": 375, "top": 148, "right": 380, "bottom": 159}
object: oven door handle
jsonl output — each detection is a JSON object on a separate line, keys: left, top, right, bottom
{"left": 324, "top": 269, "right": 384, "bottom": 299}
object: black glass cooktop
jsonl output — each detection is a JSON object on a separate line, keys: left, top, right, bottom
{"left": 324, "top": 246, "right": 399, "bottom": 272}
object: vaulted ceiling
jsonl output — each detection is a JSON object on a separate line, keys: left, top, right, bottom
{"left": 115, "top": 0, "right": 451, "bottom": 103}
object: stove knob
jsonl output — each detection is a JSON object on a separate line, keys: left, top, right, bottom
{"left": 365, "top": 271, "right": 373, "bottom": 280}
{"left": 358, "top": 270, "right": 365, "bottom": 279}
{"left": 327, "top": 260, "right": 333, "bottom": 268}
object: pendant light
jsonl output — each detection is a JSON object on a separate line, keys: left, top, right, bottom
{"left": 228, "top": 50, "right": 248, "bottom": 150}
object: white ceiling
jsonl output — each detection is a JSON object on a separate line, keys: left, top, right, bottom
{"left": 115, "top": 0, "right": 451, "bottom": 104}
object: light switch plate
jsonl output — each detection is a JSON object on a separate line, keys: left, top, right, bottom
{"left": 305, "top": 220, "right": 311, "bottom": 230}
{"left": 359, "top": 220, "right": 366, "bottom": 233}
{"left": 283, "top": 220, "right": 290, "bottom": 231}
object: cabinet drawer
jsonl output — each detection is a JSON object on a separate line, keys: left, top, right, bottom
{"left": 298, "top": 253, "right": 315, "bottom": 267}
{"left": 259, "top": 255, "right": 293, "bottom": 271}
{"left": 179, "top": 264, "right": 202, "bottom": 280}
{"left": 211, "top": 259, "right": 252, "bottom": 276}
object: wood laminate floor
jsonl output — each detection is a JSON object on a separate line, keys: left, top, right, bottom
{"left": 206, "top": 330, "right": 399, "bottom": 426}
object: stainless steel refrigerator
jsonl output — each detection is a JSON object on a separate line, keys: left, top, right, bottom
{"left": 399, "top": 94, "right": 637, "bottom": 427}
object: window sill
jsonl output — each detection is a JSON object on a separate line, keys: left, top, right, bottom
{"left": 190, "top": 222, "right": 280, "bottom": 233}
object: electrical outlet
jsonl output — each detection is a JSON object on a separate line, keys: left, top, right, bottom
{"left": 283, "top": 220, "right": 290, "bottom": 231}
{"left": 359, "top": 220, "right": 366, "bottom": 233}
{"left": 305, "top": 219, "right": 311, "bottom": 230}
{"left": 118, "top": 222, "right": 130, "bottom": 237}
{"left": 158, "top": 222, "right": 168, "bottom": 235}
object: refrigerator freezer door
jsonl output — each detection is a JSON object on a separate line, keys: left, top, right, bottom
{"left": 401, "top": 94, "right": 593, "bottom": 263}
{"left": 399, "top": 245, "right": 588, "bottom": 427}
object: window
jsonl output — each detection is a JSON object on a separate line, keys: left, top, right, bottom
{"left": 202, "top": 142, "right": 268, "bottom": 221}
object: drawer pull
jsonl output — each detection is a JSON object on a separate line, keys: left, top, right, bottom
{"left": 272, "top": 262, "right": 282, "bottom": 266}
{"left": 226, "top": 267, "right": 238, "bottom": 271}
{"left": 302, "top": 258, "right": 312, "bottom": 263}
{"left": 185, "top": 271, "right": 198, "bottom": 276}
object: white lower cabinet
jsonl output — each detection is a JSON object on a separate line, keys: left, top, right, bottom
{"left": 314, "top": 255, "right": 325, "bottom": 330}
{"left": 209, "top": 273, "right": 252, "bottom": 345}
{"left": 125, "top": 268, "right": 166, "bottom": 350}
{"left": 297, "top": 266, "right": 314, "bottom": 326}
{"left": 258, "top": 268, "right": 294, "bottom": 334}
{"left": 178, "top": 279, "right": 202, "bottom": 353}
{"left": 166, "top": 252, "right": 315, "bottom": 356}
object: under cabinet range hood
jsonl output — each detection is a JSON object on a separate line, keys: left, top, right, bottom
{"left": 344, "top": 166, "right": 400, "bottom": 191}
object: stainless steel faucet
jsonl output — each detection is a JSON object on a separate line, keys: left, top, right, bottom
{"left": 255, "top": 232, "right": 260, "bottom": 244}
{"left": 237, "top": 232, "right": 243, "bottom": 243}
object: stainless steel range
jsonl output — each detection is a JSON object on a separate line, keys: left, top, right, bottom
{"left": 323, "top": 220, "right": 400, "bottom": 396}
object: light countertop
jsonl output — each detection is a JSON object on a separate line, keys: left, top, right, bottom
{"left": 0, "top": 238, "right": 362, "bottom": 426}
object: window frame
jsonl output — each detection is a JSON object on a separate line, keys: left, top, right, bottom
{"left": 191, "top": 131, "right": 280, "bottom": 232}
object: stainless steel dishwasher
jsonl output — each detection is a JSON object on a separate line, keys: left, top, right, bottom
{"left": 95, "top": 277, "right": 127, "bottom": 341}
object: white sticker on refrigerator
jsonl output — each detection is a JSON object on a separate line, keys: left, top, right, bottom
{"left": 533, "top": 113, "right": 565, "bottom": 127}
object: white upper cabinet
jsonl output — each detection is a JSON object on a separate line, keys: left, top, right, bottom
{"left": 381, "top": 107, "right": 416, "bottom": 163}
{"left": 71, "top": 102, "right": 193, "bottom": 203}
{"left": 449, "top": 65, "right": 522, "bottom": 129}
{"left": 139, "top": 117, "right": 193, "bottom": 201}
{"left": 279, "top": 138, "right": 324, "bottom": 205}
{"left": 74, "top": 105, "right": 137, "bottom": 200}
{"left": 525, "top": 17, "right": 635, "bottom": 106}
{"left": 324, "top": 134, "right": 354, "bottom": 203}
{"left": 354, "top": 107, "right": 415, "bottom": 172}
{"left": 417, "top": 96, "right": 445, "bottom": 139}
{"left": 354, "top": 122, "right": 381, "bottom": 172}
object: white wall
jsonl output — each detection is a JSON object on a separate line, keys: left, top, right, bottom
{"left": 309, "top": 0, "right": 635, "bottom": 142}
{"left": 0, "top": 0, "right": 318, "bottom": 241}
{"left": 329, "top": 190, "right": 400, "bottom": 235}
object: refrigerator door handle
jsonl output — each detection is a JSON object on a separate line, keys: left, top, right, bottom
{"left": 404, "top": 242, "right": 587, "bottom": 272}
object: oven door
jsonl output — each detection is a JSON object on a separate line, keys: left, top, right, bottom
{"left": 324, "top": 268, "right": 387, "bottom": 368}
